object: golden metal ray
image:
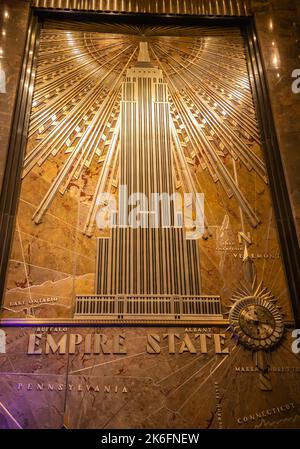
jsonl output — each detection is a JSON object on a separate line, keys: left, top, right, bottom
{"left": 23, "top": 24, "right": 267, "bottom": 236}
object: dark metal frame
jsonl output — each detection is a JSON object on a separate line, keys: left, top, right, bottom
{"left": 244, "top": 20, "right": 300, "bottom": 326}
{"left": 0, "top": 9, "right": 299, "bottom": 326}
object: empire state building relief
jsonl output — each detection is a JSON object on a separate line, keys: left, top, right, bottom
{"left": 0, "top": 22, "right": 291, "bottom": 329}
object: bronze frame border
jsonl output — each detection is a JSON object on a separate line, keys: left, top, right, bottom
{"left": 244, "top": 20, "right": 300, "bottom": 327}
{"left": 0, "top": 13, "right": 40, "bottom": 312}
{"left": 0, "top": 9, "right": 299, "bottom": 327}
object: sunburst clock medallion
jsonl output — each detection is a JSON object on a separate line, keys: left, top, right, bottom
{"left": 229, "top": 282, "right": 284, "bottom": 350}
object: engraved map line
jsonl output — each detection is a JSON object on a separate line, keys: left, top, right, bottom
{"left": 0, "top": 401, "right": 23, "bottom": 429}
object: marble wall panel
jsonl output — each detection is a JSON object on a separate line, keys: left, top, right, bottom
{"left": 0, "top": 1, "right": 299, "bottom": 430}
{"left": 0, "top": 326, "right": 299, "bottom": 429}
{"left": 253, "top": 0, "right": 300, "bottom": 242}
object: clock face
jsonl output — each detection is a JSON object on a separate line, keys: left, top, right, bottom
{"left": 239, "top": 305, "right": 275, "bottom": 340}
{"left": 229, "top": 296, "right": 284, "bottom": 350}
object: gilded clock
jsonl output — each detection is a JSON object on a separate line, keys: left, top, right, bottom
{"left": 229, "top": 294, "right": 284, "bottom": 350}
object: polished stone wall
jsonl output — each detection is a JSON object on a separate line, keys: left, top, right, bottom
{"left": 253, "top": 0, "right": 300, "bottom": 244}
{"left": 0, "top": 0, "right": 30, "bottom": 192}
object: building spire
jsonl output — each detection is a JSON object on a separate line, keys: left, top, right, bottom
{"left": 137, "top": 41, "right": 151, "bottom": 63}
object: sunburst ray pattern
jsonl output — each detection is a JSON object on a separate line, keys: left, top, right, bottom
{"left": 23, "top": 23, "right": 267, "bottom": 236}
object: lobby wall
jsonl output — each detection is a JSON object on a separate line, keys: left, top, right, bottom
{"left": 0, "top": 0, "right": 299, "bottom": 430}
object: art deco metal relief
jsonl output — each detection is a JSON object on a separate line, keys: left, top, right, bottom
{"left": 0, "top": 22, "right": 291, "bottom": 327}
